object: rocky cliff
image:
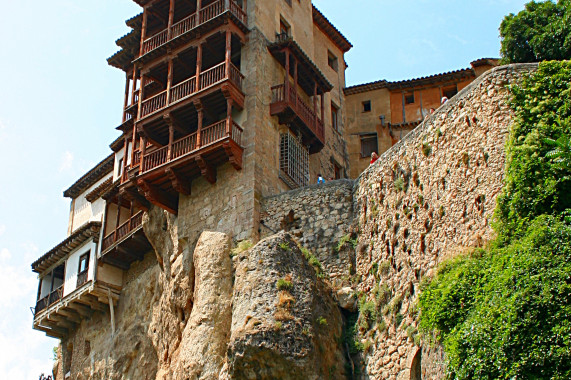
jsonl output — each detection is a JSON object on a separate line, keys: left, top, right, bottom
{"left": 53, "top": 64, "right": 537, "bottom": 380}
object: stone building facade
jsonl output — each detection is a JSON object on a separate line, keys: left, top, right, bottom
{"left": 344, "top": 58, "right": 499, "bottom": 178}
{"left": 30, "top": 1, "right": 532, "bottom": 379}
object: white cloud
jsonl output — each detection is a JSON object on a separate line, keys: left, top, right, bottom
{"left": 59, "top": 151, "right": 74, "bottom": 173}
{"left": 0, "top": 224, "right": 5, "bottom": 236}
{"left": 0, "top": 248, "right": 11, "bottom": 261}
{"left": 0, "top": 119, "right": 6, "bottom": 143}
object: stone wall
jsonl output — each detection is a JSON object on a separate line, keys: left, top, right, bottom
{"left": 260, "top": 179, "right": 355, "bottom": 286}
{"left": 353, "top": 63, "right": 538, "bottom": 379}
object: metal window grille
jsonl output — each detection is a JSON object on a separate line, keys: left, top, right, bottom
{"left": 360, "top": 134, "right": 378, "bottom": 158}
{"left": 280, "top": 133, "right": 309, "bottom": 188}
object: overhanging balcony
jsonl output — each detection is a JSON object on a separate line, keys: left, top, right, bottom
{"left": 139, "top": 61, "right": 244, "bottom": 121}
{"left": 139, "top": 0, "right": 247, "bottom": 63}
{"left": 271, "top": 84, "right": 325, "bottom": 153}
{"left": 122, "top": 118, "right": 244, "bottom": 215}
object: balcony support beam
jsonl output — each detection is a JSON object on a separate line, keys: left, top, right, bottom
{"left": 195, "top": 43, "right": 202, "bottom": 93}
{"left": 196, "top": 155, "right": 217, "bottom": 184}
{"left": 166, "top": 168, "right": 192, "bottom": 196}
{"left": 137, "top": 179, "right": 178, "bottom": 215}
{"left": 195, "top": 100, "right": 204, "bottom": 149}
{"left": 285, "top": 49, "right": 290, "bottom": 102}
{"left": 139, "top": 8, "right": 148, "bottom": 58}
{"left": 167, "top": 0, "right": 175, "bottom": 39}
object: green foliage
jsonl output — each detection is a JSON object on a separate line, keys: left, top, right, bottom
{"left": 276, "top": 278, "right": 293, "bottom": 291}
{"left": 358, "top": 297, "right": 377, "bottom": 331}
{"left": 496, "top": 61, "right": 571, "bottom": 243}
{"left": 422, "top": 142, "right": 432, "bottom": 157}
{"left": 317, "top": 316, "right": 328, "bottom": 326}
{"left": 419, "top": 216, "right": 571, "bottom": 379}
{"left": 342, "top": 312, "right": 363, "bottom": 354}
{"left": 231, "top": 240, "right": 253, "bottom": 256}
{"left": 419, "top": 63, "right": 571, "bottom": 379}
{"left": 336, "top": 234, "right": 358, "bottom": 252}
{"left": 394, "top": 177, "right": 405, "bottom": 192}
{"left": 300, "top": 246, "right": 324, "bottom": 276}
{"left": 500, "top": 0, "right": 571, "bottom": 63}
{"left": 279, "top": 241, "right": 291, "bottom": 251}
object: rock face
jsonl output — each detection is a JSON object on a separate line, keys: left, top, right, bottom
{"left": 225, "top": 232, "right": 346, "bottom": 379}
{"left": 58, "top": 219, "right": 345, "bottom": 380}
{"left": 55, "top": 64, "right": 540, "bottom": 380}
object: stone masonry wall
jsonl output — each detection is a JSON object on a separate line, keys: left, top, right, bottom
{"left": 260, "top": 179, "right": 355, "bottom": 286}
{"left": 353, "top": 63, "right": 538, "bottom": 379}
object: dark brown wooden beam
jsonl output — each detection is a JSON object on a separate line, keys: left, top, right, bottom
{"left": 137, "top": 179, "right": 178, "bottom": 215}
{"left": 196, "top": 155, "right": 216, "bottom": 184}
{"left": 223, "top": 141, "right": 243, "bottom": 170}
{"left": 165, "top": 168, "right": 192, "bottom": 195}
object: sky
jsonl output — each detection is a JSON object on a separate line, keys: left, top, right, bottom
{"left": 0, "top": 0, "right": 529, "bottom": 378}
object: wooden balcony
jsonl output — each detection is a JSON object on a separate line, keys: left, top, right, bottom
{"left": 33, "top": 280, "right": 120, "bottom": 339}
{"left": 139, "top": 0, "right": 247, "bottom": 62}
{"left": 100, "top": 211, "right": 151, "bottom": 270}
{"left": 271, "top": 84, "right": 325, "bottom": 153}
{"left": 124, "top": 118, "right": 243, "bottom": 214}
{"left": 139, "top": 61, "right": 244, "bottom": 121}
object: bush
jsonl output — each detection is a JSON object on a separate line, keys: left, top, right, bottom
{"left": 276, "top": 278, "right": 293, "bottom": 291}
{"left": 419, "top": 216, "right": 571, "bottom": 379}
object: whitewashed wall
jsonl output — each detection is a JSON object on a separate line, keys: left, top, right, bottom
{"left": 63, "top": 240, "right": 97, "bottom": 297}
{"left": 69, "top": 174, "right": 112, "bottom": 235}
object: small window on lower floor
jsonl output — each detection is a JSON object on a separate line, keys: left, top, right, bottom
{"left": 279, "top": 133, "right": 309, "bottom": 189}
{"left": 362, "top": 100, "right": 372, "bottom": 113}
{"left": 360, "top": 134, "right": 379, "bottom": 158}
{"left": 78, "top": 252, "right": 89, "bottom": 274}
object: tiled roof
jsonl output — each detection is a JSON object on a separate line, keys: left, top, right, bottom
{"left": 32, "top": 222, "right": 102, "bottom": 273}
{"left": 312, "top": 5, "right": 352, "bottom": 53}
{"left": 345, "top": 68, "right": 475, "bottom": 95}
{"left": 63, "top": 154, "right": 114, "bottom": 199}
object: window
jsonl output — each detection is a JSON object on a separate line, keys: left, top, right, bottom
{"left": 362, "top": 100, "right": 372, "bottom": 113}
{"left": 78, "top": 252, "right": 89, "bottom": 274}
{"left": 443, "top": 85, "right": 458, "bottom": 99}
{"left": 333, "top": 162, "right": 342, "bottom": 179}
{"left": 331, "top": 103, "right": 339, "bottom": 132}
{"left": 279, "top": 133, "right": 309, "bottom": 189}
{"left": 118, "top": 158, "right": 124, "bottom": 178}
{"left": 327, "top": 50, "right": 338, "bottom": 72}
{"left": 405, "top": 93, "right": 415, "bottom": 105}
{"left": 279, "top": 18, "right": 290, "bottom": 37}
{"left": 360, "top": 134, "right": 378, "bottom": 158}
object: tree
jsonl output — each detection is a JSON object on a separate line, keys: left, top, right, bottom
{"left": 500, "top": 0, "right": 571, "bottom": 63}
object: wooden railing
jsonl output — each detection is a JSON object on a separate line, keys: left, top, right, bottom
{"left": 271, "top": 84, "right": 324, "bottom": 141}
{"left": 170, "top": 76, "right": 196, "bottom": 103}
{"left": 141, "top": 91, "right": 168, "bottom": 117}
{"left": 140, "top": 119, "right": 243, "bottom": 174}
{"left": 138, "top": 61, "right": 243, "bottom": 119}
{"left": 142, "top": 29, "right": 168, "bottom": 55}
{"left": 199, "top": 62, "right": 226, "bottom": 89}
{"left": 101, "top": 211, "right": 145, "bottom": 252}
{"left": 171, "top": 13, "right": 197, "bottom": 39}
{"left": 49, "top": 286, "right": 63, "bottom": 306}
{"left": 35, "top": 296, "right": 49, "bottom": 315}
{"left": 141, "top": 0, "right": 247, "bottom": 56}
{"left": 76, "top": 271, "right": 88, "bottom": 288}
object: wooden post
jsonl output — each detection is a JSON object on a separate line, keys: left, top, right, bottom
{"left": 285, "top": 49, "right": 290, "bottom": 103}
{"left": 313, "top": 82, "right": 318, "bottom": 124}
{"left": 196, "top": 44, "right": 202, "bottom": 92}
{"left": 128, "top": 202, "right": 134, "bottom": 230}
{"left": 122, "top": 137, "right": 129, "bottom": 181}
{"left": 137, "top": 74, "right": 146, "bottom": 120}
{"left": 114, "top": 195, "right": 122, "bottom": 241}
{"left": 166, "top": 58, "right": 174, "bottom": 105}
{"left": 320, "top": 93, "right": 325, "bottom": 124}
{"left": 226, "top": 98, "right": 233, "bottom": 136}
{"left": 107, "top": 289, "right": 116, "bottom": 337}
{"left": 140, "top": 136, "right": 147, "bottom": 174}
{"left": 197, "top": 0, "right": 202, "bottom": 23}
{"left": 167, "top": 0, "right": 175, "bottom": 39}
{"left": 196, "top": 106, "right": 203, "bottom": 149}
{"left": 122, "top": 73, "right": 130, "bottom": 123}
{"left": 167, "top": 123, "right": 174, "bottom": 160}
{"left": 225, "top": 30, "right": 232, "bottom": 79}
{"left": 139, "top": 7, "right": 148, "bottom": 57}
{"left": 293, "top": 58, "right": 298, "bottom": 107}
